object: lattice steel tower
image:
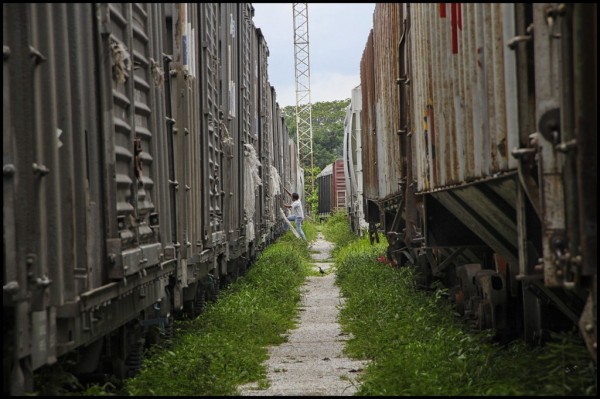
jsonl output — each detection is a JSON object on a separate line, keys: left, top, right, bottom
{"left": 292, "top": 3, "right": 314, "bottom": 191}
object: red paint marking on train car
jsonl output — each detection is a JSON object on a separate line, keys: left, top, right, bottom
{"left": 451, "top": 3, "right": 458, "bottom": 54}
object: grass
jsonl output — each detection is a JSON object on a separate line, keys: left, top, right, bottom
{"left": 35, "top": 214, "right": 596, "bottom": 396}
{"left": 321, "top": 210, "right": 358, "bottom": 257}
{"left": 122, "top": 233, "right": 313, "bottom": 396}
{"left": 333, "top": 235, "right": 597, "bottom": 396}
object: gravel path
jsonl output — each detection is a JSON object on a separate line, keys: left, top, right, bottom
{"left": 238, "top": 233, "right": 368, "bottom": 396}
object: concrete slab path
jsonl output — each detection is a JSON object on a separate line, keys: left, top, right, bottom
{"left": 238, "top": 233, "right": 368, "bottom": 396}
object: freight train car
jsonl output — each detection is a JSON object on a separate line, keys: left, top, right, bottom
{"left": 347, "top": 3, "right": 596, "bottom": 361}
{"left": 343, "top": 85, "right": 367, "bottom": 234}
{"left": 2, "top": 3, "right": 297, "bottom": 395}
{"left": 316, "top": 159, "right": 346, "bottom": 219}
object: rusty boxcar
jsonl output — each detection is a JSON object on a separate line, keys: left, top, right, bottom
{"left": 347, "top": 3, "right": 596, "bottom": 361}
{"left": 316, "top": 159, "right": 346, "bottom": 219}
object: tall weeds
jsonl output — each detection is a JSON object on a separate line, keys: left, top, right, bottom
{"left": 124, "top": 236, "right": 311, "bottom": 396}
{"left": 335, "top": 236, "right": 597, "bottom": 396}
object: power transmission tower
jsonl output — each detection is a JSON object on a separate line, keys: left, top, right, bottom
{"left": 292, "top": 3, "right": 314, "bottom": 193}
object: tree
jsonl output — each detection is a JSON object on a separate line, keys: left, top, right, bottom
{"left": 282, "top": 99, "right": 350, "bottom": 170}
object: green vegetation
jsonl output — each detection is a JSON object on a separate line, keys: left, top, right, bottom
{"left": 304, "top": 177, "right": 320, "bottom": 218}
{"left": 332, "top": 234, "right": 597, "bottom": 396}
{"left": 282, "top": 99, "right": 349, "bottom": 216}
{"left": 35, "top": 215, "right": 596, "bottom": 396}
{"left": 282, "top": 100, "right": 350, "bottom": 170}
{"left": 123, "top": 234, "right": 312, "bottom": 396}
{"left": 321, "top": 210, "right": 358, "bottom": 257}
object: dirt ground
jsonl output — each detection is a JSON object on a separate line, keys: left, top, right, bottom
{"left": 238, "top": 232, "right": 368, "bottom": 396}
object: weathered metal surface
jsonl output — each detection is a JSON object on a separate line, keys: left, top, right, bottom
{"left": 530, "top": 3, "right": 596, "bottom": 294}
{"left": 343, "top": 85, "right": 367, "bottom": 231}
{"left": 571, "top": 4, "right": 596, "bottom": 279}
{"left": 220, "top": 4, "right": 243, "bottom": 253}
{"left": 317, "top": 164, "right": 332, "bottom": 215}
{"left": 355, "top": 2, "right": 596, "bottom": 359}
{"left": 530, "top": 3, "right": 566, "bottom": 288}
{"left": 408, "top": 3, "right": 518, "bottom": 192}
{"left": 316, "top": 159, "right": 345, "bottom": 216}
{"left": 3, "top": 3, "right": 297, "bottom": 393}
{"left": 201, "top": 3, "right": 225, "bottom": 249}
{"left": 332, "top": 159, "right": 346, "bottom": 210}
{"left": 373, "top": 3, "right": 403, "bottom": 200}
{"left": 360, "top": 30, "right": 378, "bottom": 202}
{"left": 256, "top": 28, "right": 271, "bottom": 243}
{"left": 289, "top": 140, "right": 300, "bottom": 194}
{"left": 100, "top": 4, "right": 162, "bottom": 276}
{"left": 272, "top": 99, "right": 285, "bottom": 230}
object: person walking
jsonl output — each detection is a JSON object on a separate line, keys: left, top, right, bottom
{"left": 283, "top": 188, "right": 308, "bottom": 242}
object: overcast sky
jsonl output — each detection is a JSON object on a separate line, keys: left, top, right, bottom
{"left": 252, "top": 3, "right": 375, "bottom": 108}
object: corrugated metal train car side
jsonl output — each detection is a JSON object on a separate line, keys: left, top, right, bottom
{"left": 316, "top": 165, "right": 333, "bottom": 218}
{"left": 3, "top": 3, "right": 298, "bottom": 394}
{"left": 316, "top": 159, "right": 346, "bottom": 220}
{"left": 354, "top": 3, "right": 596, "bottom": 361}
{"left": 332, "top": 159, "right": 346, "bottom": 211}
{"left": 343, "top": 85, "right": 367, "bottom": 234}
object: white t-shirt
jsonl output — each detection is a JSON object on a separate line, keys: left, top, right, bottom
{"left": 291, "top": 199, "right": 304, "bottom": 219}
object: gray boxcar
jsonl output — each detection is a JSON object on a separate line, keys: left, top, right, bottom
{"left": 3, "top": 3, "right": 298, "bottom": 394}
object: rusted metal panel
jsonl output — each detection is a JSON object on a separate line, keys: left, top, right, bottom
{"left": 407, "top": 4, "right": 517, "bottom": 193}
{"left": 317, "top": 159, "right": 345, "bottom": 214}
{"left": 332, "top": 159, "right": 346, "bottom": 210}
{"left": 373, "top": 3, "right": 403, "bottom": 200}
{"left": 360, "top": 30, "right": 378, "bottom": 202}
{"left": 461, "top": 3, "right": 475, "bottom": 182}
{"left": 410, "top": 4, "right": 426, "bottom": 191}
{"left": 501, "top": 4, "right": 520, "bottom": 172}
